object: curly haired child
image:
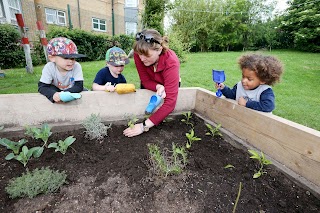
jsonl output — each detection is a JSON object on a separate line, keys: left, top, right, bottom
{"left": 215, "top": 54, "right": 283, "bottom": 112}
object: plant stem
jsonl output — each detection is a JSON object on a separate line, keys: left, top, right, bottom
{"left": 232, "top": 182, "right": 242, "bottom": 213}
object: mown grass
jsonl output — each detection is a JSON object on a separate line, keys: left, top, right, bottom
{"left": 0, "top": 50, "right": 319, "bottom": 131}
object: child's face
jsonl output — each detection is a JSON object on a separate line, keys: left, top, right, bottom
{"left": 108, "top": 63, "right": 125, "bottom": 75}
{"left": 241, "top": 68, "right": 265, "bottom": 90}
{"left": 49, "top": 56, "right": 76, "bottom": 72}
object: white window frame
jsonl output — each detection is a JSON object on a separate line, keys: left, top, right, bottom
{"left": 0, "top": 0, "right": 22, "bottom": 25}
{"left": 92, "top": 18, "right": 106, "bottom": 32}
{"left": 125, "top": 0, "right": 138, "bottom": 8}
{"left": 45, "top": 8, "right": 66, "bottom": 26}
{"left": 125, "top": 22, "right": 137, "bottom": 35}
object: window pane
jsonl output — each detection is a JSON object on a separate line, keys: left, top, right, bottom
{"left": 100, "top": 20, "right": 105, "bottom": 24}
{"left": 8, "top": 0, "right": 19, "bottom": 9}
{"left": 0, "top": 1, "right": 4, "bottom": 18}
{"left": 100, "top": 24, "right": 105, "bottom": 31}
{"left": 93, "top": 23, "right": 98, "bottom": 29}
{"left": 126, "top": 0, "right": 137, "bottom": 7}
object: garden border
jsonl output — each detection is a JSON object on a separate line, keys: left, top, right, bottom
{"left": 0, "top": 88, "right": 319, "bottom": 198}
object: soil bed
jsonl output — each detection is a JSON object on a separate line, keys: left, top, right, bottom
{"left": 1, "top": 114, "right": 320, "bottom": 212}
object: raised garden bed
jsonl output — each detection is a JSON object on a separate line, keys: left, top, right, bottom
{"left": 1, "top": 88, "right": 320, "bottom": 212}
{"left": 1, "top": 113, "right": 320, "bottom": 212}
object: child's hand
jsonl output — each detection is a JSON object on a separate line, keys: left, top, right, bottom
{"left": 105, "top": 82, "right": 116, "bottom": 92}
{"left": 238, "top": 97, "right": 247, "bottom": 106}
{"left": 53, "top": 92, "right": 62, "bottom": 103}
{"left": 215, "top": 82, "right": 225, "bottom": 90}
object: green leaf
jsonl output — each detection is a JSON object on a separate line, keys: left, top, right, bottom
{"left": 253, "top": 172, "right": 261, "bottom": 179}
{"left": 224, "top": 164, "right": 235, "bottom": 169}
{"left": 5, "top": 153, "right": 15, "bottom": 160}
{"left": 31, "top": 147, "right": 44, "bottom": 158}
{"left": 48, "top": 143, "right": 58, "bottom": 149}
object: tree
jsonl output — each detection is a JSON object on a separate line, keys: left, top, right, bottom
{"left": 141, "top": 0, "right": 169, "bottom": 35}
{"left": 170, "top": 0, "right": 277, "bottom": 52}
{"left": 281, "top": 0, "right": 320, "bottom": 52}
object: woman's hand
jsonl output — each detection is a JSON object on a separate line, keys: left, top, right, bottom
{"left": 123, "top": 123, "right": 144, "bottom": 137}
{"left": 156, "top": 84, "right": 166, "bottom": 99}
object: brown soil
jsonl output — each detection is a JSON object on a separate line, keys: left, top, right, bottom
{"left": 0, "top": 114, "right": 320, "bottom": 213}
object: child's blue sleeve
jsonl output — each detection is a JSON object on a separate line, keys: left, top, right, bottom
{"left": 246, "top": 88, "right": 275, "bottom": 112}
{"left": 221, "top": 84, "right": 237, "bottom": 100}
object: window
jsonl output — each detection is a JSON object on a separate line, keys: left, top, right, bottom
{"left": 125, "top": 22, "right": 137, "bottom": 35}
{"left": 8, "top": 0, "right": 20, "bottom": 24}
{"left": 45, "top": 8, "right": 66, "bottom": 26}
{"left": 92, "top": 18, "right": 106, "bottom": 32}
{"left": 125, "top": 0, "right": 138, "bottom": 8}
{"left": 0, "top": 0, "right": 4, "bottom": 18}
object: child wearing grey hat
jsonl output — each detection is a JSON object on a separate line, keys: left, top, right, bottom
{"left": 92, "top": 46, "right": 130, "bottom": 91}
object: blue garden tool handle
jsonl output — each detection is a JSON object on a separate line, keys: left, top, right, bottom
{"left": 216, "top": 87, "right": 222, "bottom": 97}
{"left": 212, "top": 69, "right": 225, "bottom": 98}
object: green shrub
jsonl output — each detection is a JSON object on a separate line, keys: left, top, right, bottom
{"left": 46, "top": 26, "right": 134, "bottom": 61}
{"left": 6, "top": 167, "right": 67, "bottom": 198}
{"left": 167, "top": 30, "right": 188, "bottom": 63}
{"left": 82, "top": 113, "right": 112, "bottom": 141}
{"left": 0, "top": 24, "right": 25, "bottom": 69}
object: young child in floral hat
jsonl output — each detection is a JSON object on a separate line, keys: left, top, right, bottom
{"left": 215, "top": 53, "right": 283, "bottom": 112}
{"left": 38, "top": 37, "right": 86, "bottom": 103}
{"left": 92, "top": 46, "right": 130, "bottom": 91}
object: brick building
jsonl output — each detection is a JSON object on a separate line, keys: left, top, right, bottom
{"left": 0, "top": 0, "right": 143, "bottom": 43}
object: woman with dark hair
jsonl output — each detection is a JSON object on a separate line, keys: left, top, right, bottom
{"left": 123, "top": 29, "right": 180, "bottom": 137}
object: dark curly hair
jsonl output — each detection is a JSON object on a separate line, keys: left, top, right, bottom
{"left": 238, "top": 54, "right": 283, "bottom": 86}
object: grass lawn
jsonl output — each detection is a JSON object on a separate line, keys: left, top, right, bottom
{"left": 0, "top": 50, "right": 319, "bottom": 131}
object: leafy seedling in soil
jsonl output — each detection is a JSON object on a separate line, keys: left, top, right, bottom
{"left": 82, "top": 113, "right": 112, "bottom": 141}
{"left": 0, "top": 138, "right": 28, "bottom": 155}
{"left": 5, "top": 167, "right": 67, "bottom": 199}
{"left": 181, "top": 111, "right": 194, "bottom": 127}
{"left": 25, "top": 123, "right": 52, "bottom": 147}
{"left": 5, "top": 145, "right": 43, "bottom": 167}
{"left": 48, "top": 136, "right": 76, "bottom": 155}
{"left": 148, "top": 143, "right": 187, "bottom": 177}
{"left": 185, "top": 128, "right": 201, "bottom": 149}
{"left": 127, "top": 116, "right": 139, "bottom": 129}
{"left": 205, "top": 123, "right": 223, "bottom": 138}
{"left": 248, "top": 149, "right": 272, "bottom": 178}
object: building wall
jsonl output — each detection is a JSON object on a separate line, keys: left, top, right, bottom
{"left": 21, "top": 0, "right": 38, "bottom": 43}
{"left": 1, "top": 0, "right": 144, "bottom": 43}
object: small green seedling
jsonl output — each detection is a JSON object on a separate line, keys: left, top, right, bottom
{"left": 224, "top": 164, "right": 235, "bottom": 169}
{"left": 0, "top": 138, "right": 28, "bottom": 155}
{"left": 163, "top": 117, "right": 174, "bottom": 123}
{"left": 48, "top": 136, "right": 76, "bottom": 155}
{"left": 148, "top": 143, "right": 187, "bottom": 177}
{"left": 248, "top": 149, "right": 272, "bottom": 178}
{"left": 185, "top": 129, "right": 201, "bottom": 149}
{"left": 127, "top": 116, "right": 139, "bottom": 128}
{"left": 205, "top": 123, "right": 223, "bottom": 138}
{"left": 6, "top": 145, "right": 43, "bottom": 167}
{"left": 25, "top": 123, "right": 52, "bottom": 146}
{"left": 181, "top": 111, "right": 194, "bottom": 127}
